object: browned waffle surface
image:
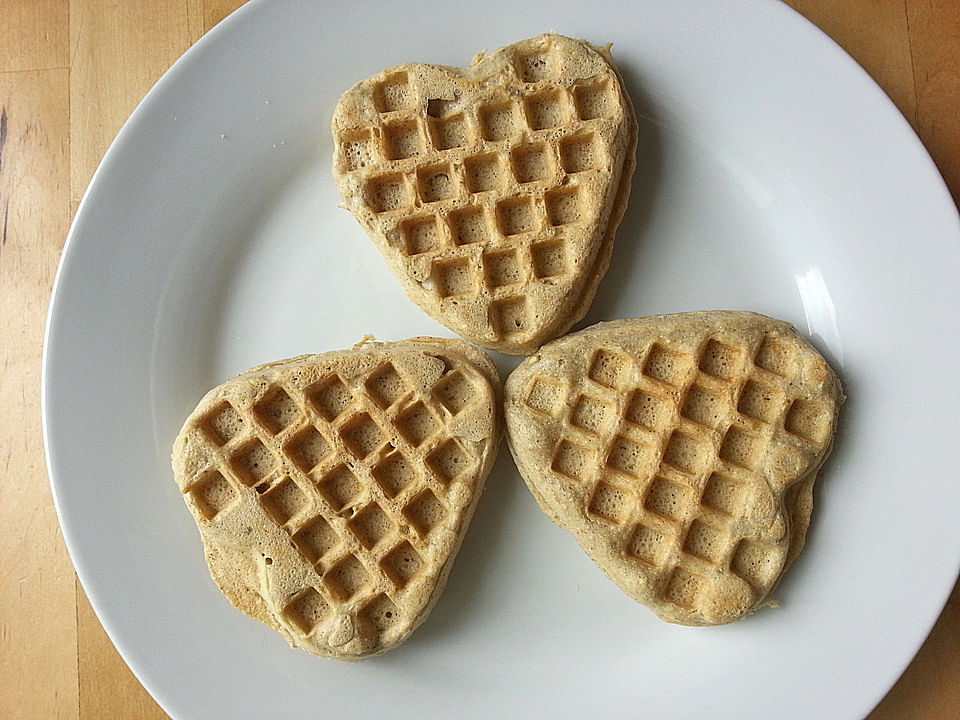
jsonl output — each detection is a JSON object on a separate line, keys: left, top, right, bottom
{"left": 332, "top": 33, "right": 637, "bottom": 354}
{"left": 505, "top": 312, "right": 842, "bottom": 625}
{"left": 172, "top": 338, "right": 501, "bottom": 659}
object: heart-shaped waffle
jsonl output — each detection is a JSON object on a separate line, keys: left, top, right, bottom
{"left": 504, "top": 312, "right": 842, "bottom": 624}
{"left": 332, "top": 34, "right": 637, "bottom": 355}
{"left": 172, "top": 338, "right": 501, "bottom": 659}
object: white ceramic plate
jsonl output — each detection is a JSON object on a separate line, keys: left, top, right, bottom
{"left": 43, "top": 1, "right": 960, "bottom": 718}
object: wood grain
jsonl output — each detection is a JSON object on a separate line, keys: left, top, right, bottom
{"left": 906, "top": 0, "right": 960, "bottom": 205}
{"left": 68, "top": 0, "right": 204, "bottom": 201}
{"left": 1, "top": 1, "right": 957, "bottom": 718}
{"left": 0, "top": 67, "right": 77, "bottom": 720}
{"left": 0, "top": 0, "right": 69, "bottom": 73}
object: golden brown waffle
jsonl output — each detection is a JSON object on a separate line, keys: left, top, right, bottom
{"left": 332, "top": 33, "right": 637, "bottom": 355}
{"left": 504, "top": 312, "right": 842, "bottom": 625}
{"left": 172, "top": 338, "right": 501, "bottom": 659}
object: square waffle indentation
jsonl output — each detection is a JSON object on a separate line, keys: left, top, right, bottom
{"left": 381, "top": 120, "right": 422, "bottom": 160}
{"left": 731, "top": 539, "right": 780, "bottom": 589}
{"left": 381, "top": 541, "right": 423, "bottom": 589}
{"left": 283, "top": 587, "right": 328, "bottom": 634}
{"left": 523, "top": 88, "right": 569, "bottom": 130}
{"left": 559, "top": 133, "right": 602, "bottom": 173}
{"left": 291, "top": 515, "right": 339, "bottom": 564}
{"left": 680, "top": 384, "right": 725, "bottom": 429}
{"left": 372, "top": 451, "right": 415, "bottom": 498}
{"left": 373, "top": 72, "right": 414, "bottom": 113}
{"left": 627, "top": 523, "right": 669, "bottom": 567}
{"left": 570, "top": 394, "right": 616, "bottom": 436}
{"left": 663, "top": 567, "right": 705, "bottom": 609}
{"left": 551, "top": 439, "right": 596, "bottom": 483}
{"left": 463, "top": 152, "right": 506, "bottom": 193}
{"left": 490, "top": 296, "right": 528, "bottom": 338}
{"left": 482, "top": 248, "right": 521, "bottom": 289}
{"left": 317, "top": 464, "right": 362, "bottom": 511}
{"left": 682, "top": 519, "right": 727, "bottom": 564}
{"left": 699, "top": 338, "right": 741, "bottom": 380}
{"left": 340, "top": 128, "right": 379, "bottom": 170}
{"left": 404, "top": 489, "right": 448, "bottom": 537}
{"left": 662, "top": 430, "right": 711, "bottom": 476}
{"left": 510, "top": 142, "right": 554, "bottom": 183}
{"left": 525, "top": 375, "right": 565, "bottom": 416}
{"left": 395, "top": 401, "right": 440, "bottom": 448}
{"left": 400, "top": 215, "right": 441, "bottom": 256}
{"left": 448, "top": 205, "right": 489, "bottom": 246}
{"left": 588, "top": 479, "right": 631, "bottom": 525}
{"left": 365, "top": 173, "right": 410, "bottom": 212}
{"left": 573, "top": 79, "right": 616, "bottom": 120}
{"left": 754, "top": 336, "right": 796, "bottom": 377}
{"left": 624, "top": 390, "right": 669, "bottom": 432}
{"left": 784, "top": 398, "right": 832, "bottom": 444}
{"left": 360, "top": 593, "right": 400, "bottom": 633}
{"left": 544, "top": 186, "right": 585, "bottom": 226}
{"left": 426, "top": 438, "right": 471, "bottom": 484}
{"left": 701, "top": 472, "right": 745, "bottom": 517}
{"left": 188, "top": 470, "right": 236, "bottom": 520}
{"left": 308, "top": 375, "right": 352, "bottom": 422}
{"left": 531, "top": 238, "right": 568, "bottom": 280}
{"left": 643, "top": 343, "right": 689, "bottom": 387}
{"left": 429, "top": 112, "right": 468, "bottom": 151}
{"left": 434, "top": 259, "right": 474, "bottom": 300}
{"left": 365, "top": 362, "right": 408, "bottom": 410}
{"left": 719, "top": 427, "right": 764, "bottom": 470}
{"left": 254, "top": 387, "right": 300, "bottom": 434}
{"left": 496, "top": 196, "right": 538, "bottom": 237}
{"left": 260, "top": 477, "right": 309, "bottom": 526}
{"left": 202, "top": 402, "right": 244, "bottom": 446}
{"left": 324, "top": 554, "right": 369, "bottom": 601}
{"left": 644, "top": 476, "right": 690, "bottom": 521}
{"left": 478, "top": 100, "right": 520, "bottom": 141}
{"left": 516, "top": 48, "right": 553, "bottom": 82}
{"left": 606, "top": 435, "right": 655, "bottom": 479}
{"left": 340, "top": 413, "right": 385, "bottom": 459}
{"left": 416, "top": 162, "right": 456, "bottom": 203}
{"left": 348, "top": 502, "right": 394, "bottom": 550}
{"left": 286, "top": 425, "right": 331, "bottom": 473}
{"left": 231, "top": 438, "right": 276, "bottom": 487}
{"left": 737, "top": 380, "right": 782, "bottom": 424}
{"left": 433, "top": 371, "right": 475, "bottom": 415}
{"left": 587, "top": 348, "right": 630, "bottom": 389}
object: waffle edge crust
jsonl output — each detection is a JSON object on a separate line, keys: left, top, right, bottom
{"left": 504, "top": 312, "right": 843, "bottom": 625}
{"left": 332, "top": 33, "right": 638, "bottom": 355}
{"left": 172, "top": 338, "right": 501, "bottom": 660}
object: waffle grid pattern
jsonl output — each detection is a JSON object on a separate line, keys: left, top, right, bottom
{"left": 182, "top": 360, "right": 486, "bottom": 644}
{"left": 523, "top": 333, "right": 833, "bottom": 613}
{"left": 334, "top": 38, "right": 625, "bottom": 345}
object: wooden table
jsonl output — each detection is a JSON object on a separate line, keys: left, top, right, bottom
{"left": 2, "top": 1, "right": 957, "bottom": 717}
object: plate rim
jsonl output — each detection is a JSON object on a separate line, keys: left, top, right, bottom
{"left": 41, "top": 1, "right": 960, "bottom": 718}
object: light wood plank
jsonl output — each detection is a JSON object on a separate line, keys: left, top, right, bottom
{"left": 0, "top": 67, "right": 78, "bottom": 720}
{"left": 0, "top": 0, "right": 69, "bottom": 73}
{"left": 906, "top": 0, "right": 960, "bottom": 204}
{"left": 68, "top": 0, "right": 204, "bottom": 203}
{"left": 204, "top": 0, "right": 249, "bottom": 33}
